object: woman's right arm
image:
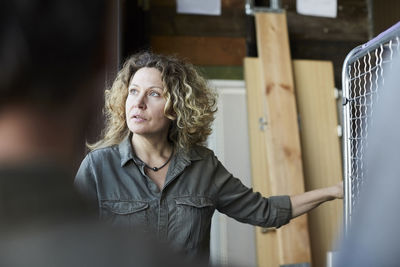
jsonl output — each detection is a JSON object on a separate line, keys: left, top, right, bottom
{"left": 212, "top": 156, "right": 292, "bottom": 229}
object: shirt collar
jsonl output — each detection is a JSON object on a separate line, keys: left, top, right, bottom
{"left": 118, "top": 133, "right": 203, "bottom": 167}
{"left": 179, "top": 146, "right": 203, "bottom": 162}
{"left": 118, "top": 134, "right": 135, "bottom": 167}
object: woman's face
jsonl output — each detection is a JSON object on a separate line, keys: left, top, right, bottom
{"left": 125, "top": 67, "right": 171, "bottom": 138}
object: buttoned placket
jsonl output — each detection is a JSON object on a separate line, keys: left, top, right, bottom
{"left": 136, "top": 160, "right": 168, "bottom": 240}
{"left": 131, "top": 152, "right": 192, "bottom": 241}
{"left": 157, "top": 154, "right": 191, "bottom": 240}
{"left": 132, "top": 157, "right": 166, "bottom": 240}
{"left": 119, "top": 135, "right": 200, "bottom": 242}
{"left": 135, "top": 160, "right": 161, "bottom": 194}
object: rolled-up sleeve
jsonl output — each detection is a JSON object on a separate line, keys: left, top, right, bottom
{"left": 74, "top": 154, "right": 98, "bottom": 204}
{"left": 212, "top": 157, "right": 292, "bottom": 228}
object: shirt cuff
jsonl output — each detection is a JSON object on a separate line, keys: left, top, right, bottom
{"left": 269, "top": 195, "right": 292, "bottom": 228}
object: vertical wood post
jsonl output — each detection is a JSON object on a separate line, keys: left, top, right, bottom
{"left": 255, "top": 12, "right": 311, "bottom": 265}
{"left": 245, "top": 57, "right": 279, "bottom": 267}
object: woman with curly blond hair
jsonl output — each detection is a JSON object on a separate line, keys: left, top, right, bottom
{"left": 75, "top": 52, "right": 343, "bottom": 260}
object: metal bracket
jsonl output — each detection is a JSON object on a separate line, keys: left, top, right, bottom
{"left": 334, "top": 88, "right": 341, "bottom": 99}
{"left": 280, "top": 263, "right": 310, "bottom": 267}
{"left": 259, "top": 117, "right": 268, "bottom": 131}
{"left": 260, "top": 227, "right": 276, "bottom": 234}
{"left": 245, "top": 0, "right": 284, "bottom": 15}
{"left": 337, "top": 125, "right": 342, "bottom": 137}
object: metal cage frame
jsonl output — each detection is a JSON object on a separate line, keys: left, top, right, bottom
{"left": 342, "top": 21, "right": 400, "bottom": 234}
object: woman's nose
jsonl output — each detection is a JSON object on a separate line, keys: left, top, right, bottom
{"left": 133, "top": 94, "right": 146, "bottom": 109}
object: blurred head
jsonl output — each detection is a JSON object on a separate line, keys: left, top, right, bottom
{"left": 0, "top": 0, "right": 106, "bottom": 111}
{"left": 0, "top": 0, "right": 106, "bottom": 165}
{"left": 92, "top": 52, "right": 217, "bottom": 151}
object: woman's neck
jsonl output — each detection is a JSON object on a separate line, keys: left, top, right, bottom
{"left": 131, "top": 134, "right": 173, "bottom": 161}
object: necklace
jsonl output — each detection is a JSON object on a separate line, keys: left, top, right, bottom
{"left": 140, "top": 148, "right": 174, "bottom": 172}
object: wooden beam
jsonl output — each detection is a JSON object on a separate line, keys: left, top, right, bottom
{"left": 283, "top": 0, "right": 369, "bottom": 42}
{"left": 151, "top": 0, "right": 245, "bottom": 9}
{"left": 150, "top": 36, "right": 246, "bottom": 66}
{"left": 150, "top": 7, "right": 246, "bottom": 38}
{"left": 292, "top": 60, "right": 343, "bottom": 267}
{"left": 255, "top": 11, "right": 311, "bottom": 265}
{"left": 150, "top": 0, "right": 369, "bottom": 42}
{"left": 197, "top": 66, "right": 244, "bottom": 80}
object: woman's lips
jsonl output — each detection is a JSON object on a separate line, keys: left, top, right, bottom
{"left": 131, "top": 114, "right": 146, "bottom": 122}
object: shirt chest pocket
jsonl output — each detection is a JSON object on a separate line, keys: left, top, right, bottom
{"left": 100, "top": 200, "right": 149, "bottom": 227}
{"left": 174, "top": 197, "right": 215, "bottom": 247}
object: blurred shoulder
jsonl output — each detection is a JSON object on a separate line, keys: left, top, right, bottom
{"left": 83, "top": 145, "right": 120, "bottom": 163}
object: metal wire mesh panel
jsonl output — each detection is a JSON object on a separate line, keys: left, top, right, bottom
{"left": 342, "top": 22, "right": 400, "bottom": 232}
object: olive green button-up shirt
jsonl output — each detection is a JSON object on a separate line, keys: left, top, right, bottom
{"left": 75, "top": 135, "right": 292, "bottom": 259}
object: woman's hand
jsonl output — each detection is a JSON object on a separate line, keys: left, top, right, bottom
{"left": 330, "top": 181, "right": 344, "bottom": 199}
{"left": 290, "top": 181, "right": 344, "bottom": 218}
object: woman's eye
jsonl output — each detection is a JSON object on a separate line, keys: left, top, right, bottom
{"left": 149, "top": 91, "right": 160, "bottom": 97}
{"left": 129, "top": 88, "right": 138, "bottom": 95}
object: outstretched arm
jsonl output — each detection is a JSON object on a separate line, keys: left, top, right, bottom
{"left": 290, "top": 182, "right": 343, "bottom": 218}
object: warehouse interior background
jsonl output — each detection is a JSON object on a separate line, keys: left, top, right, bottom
{"left": 85, "top": 1, "right": 400, "bottom": 267}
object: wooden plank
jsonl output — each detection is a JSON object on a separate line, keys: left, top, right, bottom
{"left": 198, "top": 66, "right": 243, "bottom": 80}
{"left": 286, "top": 11, "right": 368, "bottom": 42}
{"left": 372, "top": 0, "right": 400, "bottom": 35}
{"left": 290, "top": 39, "right": 363, "bottom": 89}
{"left": 150, "top": 7, "right": 246, "bottom": 37}
{"left": 244, "top": 57, "right": 279, "bottom": 267}
{"left": 149, "top": 0, "right": 369, "bottom": 45}
{"left": 150, "top": 0, "right": 369, "bottom": 42}
{"left": 255, "top": 12, "right": 312, "bottom": 265}
{"left": 151, "top": 0, "right": 245, "bottom": 9}
{"left": 292, "top": 60, "right": 343, "bottom": 267}
{"left": 150, "top": 36, "right": 246, "bottom": 66}
{"left": 283, "top": 0, "right": 369, "bottom": 42}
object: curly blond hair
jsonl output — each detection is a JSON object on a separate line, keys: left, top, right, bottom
{"left": 88, "top": 52, "right": 218, "bottom": 151}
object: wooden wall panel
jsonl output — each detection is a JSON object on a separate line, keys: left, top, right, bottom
{"left": 372, "top": 0, "right": 400, "bottom": 36}
{"left": 289, "top": 39, "right": 361, "bottom": 90}
{"left": 150, "top": 7, "right": 246, "bottom": 37}
{"left": 255, "top": 12, "right": 311, "bottom": 265}
{"left": 247, "top": 0, "right": 369, "bottom": 86}
{"left": 150, "top": 36, "right": 246, "bottom": 66}
{"left": 293, "top": 60, "right": 343, "bottom": 267}
{"left": 147, "top": 0, "right": 370, "bottom": 82}
{"left": 150, "top": 0, "right": 245, "bottom": 38}
{"left": 148, "top": 0, "right": 246, "bottom": 70}
{"left": 284, "top": 0, "right": 369, "bottom": 42}
{"left": 286, "top": 0, "right": 369, "bottom": 87}
{"left": 151, "top": 0, "right": 244, "bottom": 9}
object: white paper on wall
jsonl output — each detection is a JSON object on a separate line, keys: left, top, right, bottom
{"left": 176, "top": 0, "right": 221, "bottom": 16}
{"left": 296, "top": 0, "right": 337, "bottom": 18}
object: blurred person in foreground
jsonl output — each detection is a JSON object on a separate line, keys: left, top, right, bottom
{"left": 0, "top": 1, "right": 205, "bottom": 266}
{"left": 0, "top": 0, "right": 103, "bottom": 226}
{"left": 75, "top": 51, "right": 344, "bottom": 261}
{"left": 335, "top": 54, "right": 400, "bottom": 266}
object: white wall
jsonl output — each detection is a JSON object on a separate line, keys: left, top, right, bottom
{"left": 208, "top": 80, "right": 257, "bottom": 267}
